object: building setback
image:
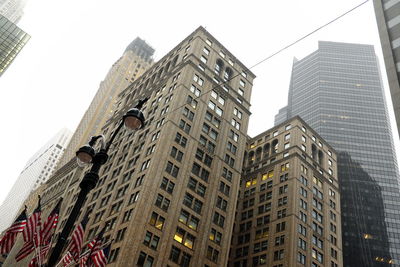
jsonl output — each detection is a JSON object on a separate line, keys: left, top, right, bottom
{"left": 0, "top": 128, "right": 71, "bottom": 233}
{"left": 3, "top": 26, "right": 255, "bottom": 266}
{"left": 56, "top": 37, "right": 154, "bottom": 169}
{"left": 276, "top": 41, "right": 400, "bottom": 266}
{"left": 373, "top": 0, "right": 400, "bottom": 139}
{"left": 229, "top": 116, "right": 342, "bottom": 267}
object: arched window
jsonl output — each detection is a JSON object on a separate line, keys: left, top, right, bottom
{"left": 150, "top": 73, "right": 156, "bottom": 84}
{"left": 224, "top": 67, "right": 233, "bottom": 81}
{"left": 263, "top": 143, "right": 270, "bottom": 158}
{"left": 165, "top": 61, "right": 171, "bottom": 73}
{"left": 272, "top": 139, "right": 279, "bottom": 154}
{"left": 318, "top": 150, "right": 324, "bottom": 165}
{"left": 248, "top": 151, "right": 255, "bottom": 165}
{"left": 172, "top": 55, "right": 179, "bottom": 66}
{"left": 158, "top": 67, "right": 164, "bottom": 78}
{"left": 312, "top": 144, "right": 317, "bottom": 160}
{"left": 215, "top": 59, "right": 224, "bottom": 75}
{"left": 256, "top": 147, "right": 262, "bottom": 162}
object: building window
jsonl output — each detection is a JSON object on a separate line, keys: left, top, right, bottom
{"left": 206, "top": 246, "right": 219, "bottom": 263}
{"left": 183, "top": 193, "right": 203, "bottom": 214}
{"left": 209, "top": 228, "right": 222, "bottom": 245}
{"left": 143, "top": 231, "right": 160, "bottom": 250}
{"left": 276, "top": 222, "right": 286, "bottom": 232}
{"left": 233, "top": 107, "right": 243, "bottom": 119}
{"left": 273, "top": 249, "right": 284, "bottom": 261}
{"left": 312, "top": 248, "right": 324, "bottom": 263}
{"left": 169, "top": 246, "right": 181, "bottom": 263}
{"left": 137, "top": 251, "right": 154, "bottom": 267}
{"left": 216, "top": 196, "right": 228, "bottom": 211}
{"left": 174, "top": 227, "right": 195, "bottom": 249}
{"left": 188, "top": 177, "right": 207, "bottom": 197}
{"left": 160, "top": 177, "right": 175, "bottom": 194}
{"left": 182, "top": 107, "right": 194, "bottom": 121}
{"left": 229, "top": 130, "right": 239, "bottom": 142}
{"left": 165, "top": 161, "right": 179, "bottom": 178}
{"left": 179, "top": 119, "right": 191, "bottom": 134}
{"left": 122, "top": 209, "right": 133, "bottom": 223}
{"left": 170, "top": 146, "right": 184, "bottom": 162}
{"left": 193, "top": 74, "right": 204, "bottom": 86}
{"left": 155, "top": 194, "right": 170, "bottom": 211}
{"left": 275, "top": 235, "right": 285, "bottom": 246}
{"left": 298, "top": 238, "right": 307, "bottom": 250}
{"left": 213, "top": 212, "right": 225, "bottom": 227}
{"left": 298, "top": 252, "right": 306, "bottom": 265}
{"left": 149, "top": 212, "right": 165, "bottom": 230}
{"left": 109, "top": 247, "right": 120, "bottom": 262}
{"left": 178, "top": 209, "right": 199, "bottom": 231}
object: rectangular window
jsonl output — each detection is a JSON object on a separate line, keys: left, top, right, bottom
{"left": 155, "top": 194, "right": 170, "bottom": 211}
{"left": 149, "top": 212, "right": 165, "bottom": 230}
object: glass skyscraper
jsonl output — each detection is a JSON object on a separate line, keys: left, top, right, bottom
{"left": 276, "top": 41, "right": 400, "bottom": 266}
{"left": 0, "top": 13, "right": 29, "bottom": 77}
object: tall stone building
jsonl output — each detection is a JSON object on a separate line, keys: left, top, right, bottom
{"left": 373, "top": 0, "right": 400, "bottom": 138}
{"left": 56, "top": 37, "right": 154, "bottom": 168}
{"left": 4, "top": 26, "right": 255, "bottom": 266}
{"left": 0, "top": 128, "right": 71, "bottom": 233}
{"left": 275, "top": 41, "right": 400, "bottom": 266}
{"left": 229, "top": 116, "right": 342, "bottom": 267}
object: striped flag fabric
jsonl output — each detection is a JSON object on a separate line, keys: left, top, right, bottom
{"left": 15, "top": 197, "right": 41, "bottom": 262}
{"left": 27, "top": 243, "right": 50, "bottom": 267}
{"left": 23, "top": 197, "right": 41, "bottom": 243}
{"left": 79, "top": 254, "right": 89, "bottom": 267}
{"left": 40, "top": 198, "right": 62, "bottom": 245}
{"left": 61, "top": 251, "right": 74, "bottom": 266}
{"left": 79, "top": 223, "right": 107, "bottom": 267}
{"left": 0, "top": 208, "right": 27, "bottom": 254}
{"left": 68, "top": 212, "right": 89, "bottom": 261}
{"left": 91, "top": 243, "right": 110, "bottom": 267}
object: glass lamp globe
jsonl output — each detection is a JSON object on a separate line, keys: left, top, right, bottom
{"left": 76, "top": 145, "right": 95, "bottom": 167}
{"left": 123, "top": 108, "right": 145, "bottom": 131}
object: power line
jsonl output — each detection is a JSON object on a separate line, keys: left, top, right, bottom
{"left": 112, "top": 0, "right": 371, "bottom": 144}
{"left": 248, "top": 0, "right": 370, "bottom": 70}
{"left": 160, "top": 0, "right": 370, "bottom": 120}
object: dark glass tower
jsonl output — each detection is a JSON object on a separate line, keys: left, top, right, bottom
{"left": 276, "top": 41, "right": 400, "bottom": 266}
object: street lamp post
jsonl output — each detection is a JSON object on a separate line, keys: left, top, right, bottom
{"left": 47, "top": 98, "right": 148, "bottom": 267}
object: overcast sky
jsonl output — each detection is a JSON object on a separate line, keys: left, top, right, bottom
{"left": 0, "top": 0, "right": 398, "bottom": 204}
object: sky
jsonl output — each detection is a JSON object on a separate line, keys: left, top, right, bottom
{"left": 0, "top": 0, "right": 398, "bottom": 204}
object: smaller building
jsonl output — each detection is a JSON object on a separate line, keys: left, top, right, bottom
{"left": 0, "top": 128, "right": 71, "bottom": 233}
{"left": 0, "top": 13, "right": 29, "bottom": 77}
{"left": 229, "top": 116, "right": 342, "bottom": 267}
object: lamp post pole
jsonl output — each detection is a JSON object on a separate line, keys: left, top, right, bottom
{"left": 46, "top": 98, "right": 148, "bottom": 267}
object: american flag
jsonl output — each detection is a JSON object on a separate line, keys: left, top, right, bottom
{"left": 0, "top": 208, "right": 27, "bottom": 254}
{"left": 60, "top": 251, "right": 74, "bottom": 266}
{"left": 79, "top": 223, "right": 107, "bottom": 267}
{"left": 40, "top": 198, "right": 62, "bottom": 245}
{"left": 27, "top": 243, "right": 50, "bottom": 267}
{"left": 91, "top": 243, "right": 110, "bottom": 267}
{"left": 15, "top": 197, "right": 41, "bottom": 262}
{"left": 68, "top": 212, "right": 89, "bottom": 261}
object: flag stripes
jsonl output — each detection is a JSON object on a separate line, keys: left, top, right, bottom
{"left": 91, "top": 244, "right": 110, "bottom": 267}
{"left": 68, "top": 213, "right": 88, "bottom": 261}
{"left": 0, "top": 209, "right": 27, "bottom": 254}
